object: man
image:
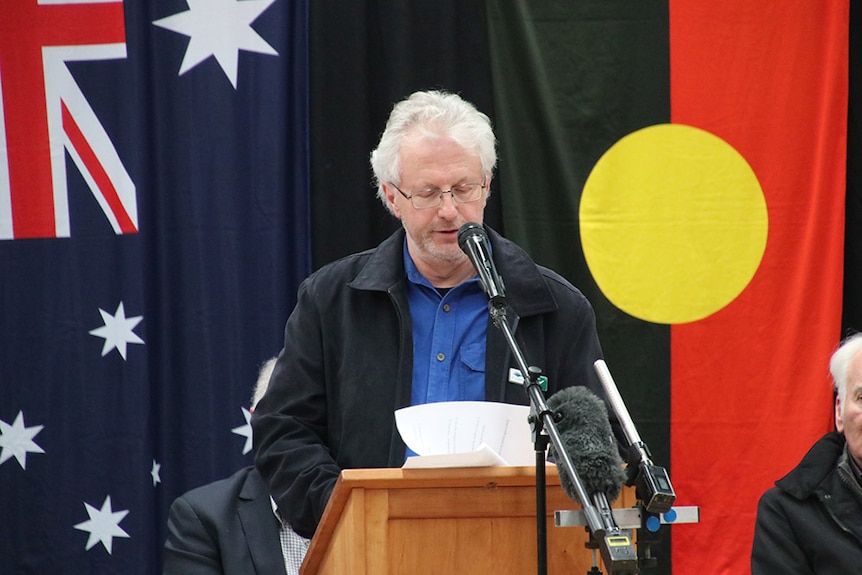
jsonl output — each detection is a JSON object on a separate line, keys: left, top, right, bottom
{"left": 252, "top": 90, "right": 614, "bottom": 539}
{"left": 751, "top": 333, "right": 862, "bottom": 573}
{"left": 163, "top": 358, "right": 309, "bottom": 575}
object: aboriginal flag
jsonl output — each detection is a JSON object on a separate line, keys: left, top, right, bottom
{"left": 486, "top": 1, "right": 849, "bottom": 573}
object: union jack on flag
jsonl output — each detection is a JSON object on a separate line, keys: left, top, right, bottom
{"left": 0, "top": 0, "right": 135, "bottom": 240}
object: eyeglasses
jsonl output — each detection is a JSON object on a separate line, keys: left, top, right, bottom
{"left": 391, "top": 180, "right": 487, "bottom": 210}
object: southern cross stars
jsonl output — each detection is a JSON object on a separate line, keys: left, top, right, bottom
{"left": 231, "top": 407, "right": 253, "bottom": 455}
{"left": 0, "top": 410, "right": 45, "bottom": 469}
{"left": 153, "top": 0, "right": 278, "bottom": 89}
{"left": 151, "top": 460, "right": 162, "bottom": 487}
{"left": 88, "top": 301, "right": 144, "bottom": 360}
{"left": 74, "top": 495, "right": 130, "bottom": 554}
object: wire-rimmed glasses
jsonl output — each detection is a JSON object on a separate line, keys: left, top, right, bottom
{"left": 391, "top": 179, "right": 487, "bottom": 209}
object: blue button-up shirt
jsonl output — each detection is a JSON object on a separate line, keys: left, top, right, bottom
{"left": 403, "top": 241, "right": 488, "bottom": 407}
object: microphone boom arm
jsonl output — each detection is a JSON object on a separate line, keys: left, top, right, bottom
{"left": 494, "top": 304, "right": 601, "bottom": 527}
{"left": 492, "top": 302, "right": 638, "bottom": 574}
{"left": 456, "top": 223, "right": 637, "bottom": 573}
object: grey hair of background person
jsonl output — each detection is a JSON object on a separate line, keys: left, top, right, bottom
{"left": 829, "top": 333, "right": 862, "bottom": 417}
{"left": 251, "top": 357, "right": 277, "bottom": 410}
{"left": 369, "top": 90, "right": 498, "bottom": 213}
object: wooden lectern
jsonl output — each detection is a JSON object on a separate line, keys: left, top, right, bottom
{"left": 300, "top": 466, "right": 637, "bottom": 574}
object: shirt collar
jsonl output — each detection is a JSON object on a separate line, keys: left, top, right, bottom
{"left": 270, "top": 496, "right": 283, "bottom": 525}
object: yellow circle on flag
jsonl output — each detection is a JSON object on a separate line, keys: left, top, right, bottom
{"left": 579, "top": 124, "right": 768, "bottom": 324}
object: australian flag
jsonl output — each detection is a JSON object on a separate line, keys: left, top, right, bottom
{"left": 0, "top": 1, "right": 309, "bottom": 572}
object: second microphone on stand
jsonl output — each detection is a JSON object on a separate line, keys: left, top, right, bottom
{"left": 547, "top": 386, "right": 626, "bottom": 505}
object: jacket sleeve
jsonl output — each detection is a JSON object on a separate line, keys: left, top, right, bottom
{"left": 537, "top": 273, "right": 622, "bottom": 444}
{"left": 162, "top": 496, "right": 223, "bottom": 575}
{"left": 751, "top": 488, "right": 814, "bottom": 575}
{"left": 252, "top": 276, "right": 340, "bottom": 539}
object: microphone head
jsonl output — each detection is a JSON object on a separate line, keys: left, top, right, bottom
{"left": 457, "top": 222, "right": 485, "bottom": 251}
{"left": 547, "top": 386, "right": 626, "bottom": 502}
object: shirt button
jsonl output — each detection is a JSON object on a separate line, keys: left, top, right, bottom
{"left": 436, "top": 352, "right": 445, "bottom": 362}
{"left": 442, "top": 304, "right": 451, "bottom": 312}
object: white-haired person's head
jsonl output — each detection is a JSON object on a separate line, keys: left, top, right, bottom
{"left": 829, "top": 333, "right": 862, "bottom": 419}
{"left": 370, "top": 90, "right": 497, "bottom": 214}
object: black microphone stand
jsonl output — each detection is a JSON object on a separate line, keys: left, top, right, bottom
{"left": 486, "top": 300, "right": 636, "bottom": 575}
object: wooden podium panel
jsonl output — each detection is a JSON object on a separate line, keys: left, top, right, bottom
{"left": 300, "top": 466, "right": 636, "bottom": 575}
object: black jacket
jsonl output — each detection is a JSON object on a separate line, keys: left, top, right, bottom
{"left": 751, "top": 432, "right": 862, "bottom": 574}
{"left": 252, "top": 227, "right": 609, "bottom": 538}
{"left": 163, "top": 466, "right": 287, "bottom": 575}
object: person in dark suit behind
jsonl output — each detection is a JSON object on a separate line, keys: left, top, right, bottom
{"left": 163, "top": 358, "right": 310, "bottom": 575}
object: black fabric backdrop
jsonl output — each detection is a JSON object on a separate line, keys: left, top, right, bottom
{"left": 845, "top": 0, "right": 861, "bottom": 335}
{"left": 309, "top": 0, "right": 503, "bottom": 266}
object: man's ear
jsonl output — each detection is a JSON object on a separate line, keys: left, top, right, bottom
{"left": 382, "top": 183, "right": 402, "bottom": 218}
{"left": 836, "top": 396, "right": 844, "bottom": 433}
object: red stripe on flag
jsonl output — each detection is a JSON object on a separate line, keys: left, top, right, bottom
{"left": 62, "top": 102, "right": 137, "bottom": 234}
{"left": 668, "top": 2, "right": 848, "bottom": 573}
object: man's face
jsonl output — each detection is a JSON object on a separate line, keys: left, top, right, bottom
{"left": 836, "top": 350, "right": 862, "bottom": 467}
{"left": 383, "top": 132, "right": 488, "bottom": 278}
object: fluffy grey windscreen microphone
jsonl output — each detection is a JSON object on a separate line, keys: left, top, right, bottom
{"left": 547, "top": 386, "right": 626, "bottom": 502}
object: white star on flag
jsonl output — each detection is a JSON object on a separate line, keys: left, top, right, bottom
{"left": 73, "top": 495, "right": 130, "bottom": 554}
{"left": 231, "top": 406, "right": 253, "bottom": 454}
{"left": 0, "top": 410, "right": 45, "bottom": 470}
{"left": 151, "top": 460, "right": 162, "bottom": 487}
{"left": 153, "top": 0, "right": 278, "bottom": 89}
{"left": 88, "top": 302, "right": 145, "bottom": 359}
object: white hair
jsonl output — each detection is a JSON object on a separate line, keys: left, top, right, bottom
{"left": 370, "top": 90, "right": 497, "bottom": 213}
{"left": 829, "top": 333, "right": 862, "bottom": 417}
{"left": 251, "top": 357, "right": 277, "bottom": 409}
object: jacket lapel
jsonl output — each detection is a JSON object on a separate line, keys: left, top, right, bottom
{"left": 238, "top": 470, "right": 288, "bottom": 575}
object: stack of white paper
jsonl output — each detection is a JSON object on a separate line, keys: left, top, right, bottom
{"left": 395, "top": 401, "right": 535, "bottom": 468}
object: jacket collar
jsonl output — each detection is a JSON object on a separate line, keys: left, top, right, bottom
{"left": 348, "top": 225, "right": 558, "bottom": 318}
{"left": 348, "top": 228, "right": 408, "bottom": 291}
{"left": 239, "top": 466, "right": 269, "bottom": 501}
{"left": 776, "top": 431, "right": 845, "bottom": 499}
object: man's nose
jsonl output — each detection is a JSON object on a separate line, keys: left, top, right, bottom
{"left": 437, "top": 191, "right": 459, "bottom": 216}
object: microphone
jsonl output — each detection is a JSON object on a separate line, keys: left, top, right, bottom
{"left": 457, "top": 223, "right": 506, "bottom": 303}
{"left": 594, "top": 360, "right": 676, "bottom": 514}
{"left": 547, "top": 385, "right": 637, "bottom": 574}
{"left": 546, "top": 385, "right": 626, "bottom": 502}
